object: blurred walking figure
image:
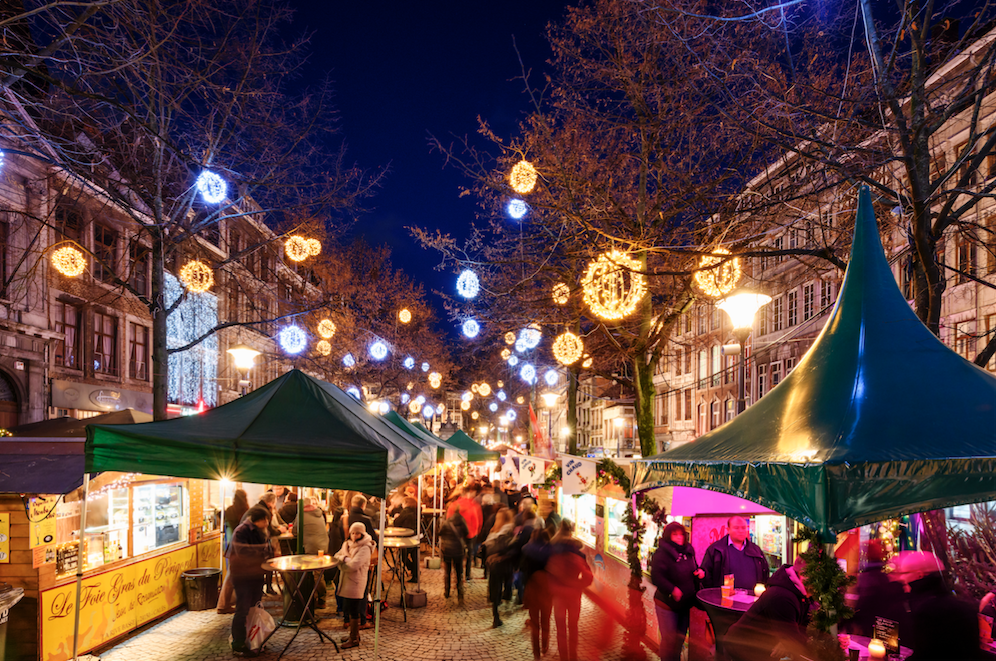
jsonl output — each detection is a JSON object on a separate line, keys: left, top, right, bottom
{"left": 218, "top": 489, "right": 250, "bottom": 614}
{"left": 547, "top": 520, "right": 593, "bottom": 661}
{"left": 227, "top": 507, "right": 273, "bottom": 657}
{"left": 522, "top": 527, "right": 553, "bottom": 659}
{"left": 334, "top": 522, "right": 374, "bottom": 650}
{"left": 484, "top": 508, "right": 516, "bottom": 628}
{"left": 650, "top": 521, "right": 704, "bottom": 661}
{"left": 439, "top": 505, "right": 469, "bottom": 604}
{"left": 447, "top": 483, "right": 483, "bottom": 580}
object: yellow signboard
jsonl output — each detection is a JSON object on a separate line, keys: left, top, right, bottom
{"left": 131, "top": 546, "right": 196, "bottom": 627}
{"left": 0, "top": 513, "right": 9, "bottom": 563}
{"left": 197, "top": 536, "right": 221, "bottom": 569}
{"left": 29, "top": 496, "right": 59, "bottom": 548}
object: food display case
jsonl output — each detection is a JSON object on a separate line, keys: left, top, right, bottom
{"left": 82, "top": 488, "right": 130, "bottom": 568}
{"left": 605, "top": 497, "right": 662, "bottom": 572}
{"left": 133, "top": 483, "right": 186, "bottom": 555}
{"left": 574, "top": 494, "right": 597, "bottom": 547}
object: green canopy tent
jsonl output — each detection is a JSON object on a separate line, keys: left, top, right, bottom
{"left": 431, "top": 428, "right": 499, "bottom": 463}
{"left": 631, "top": 187, "right": 996, "bottom": 540}
{"left": 383, "top": 411, "right": 467, "bottom": 463}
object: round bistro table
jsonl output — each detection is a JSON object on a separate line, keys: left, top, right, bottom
{"left": 260, "top": 554, "right": 338, "bottom": 659}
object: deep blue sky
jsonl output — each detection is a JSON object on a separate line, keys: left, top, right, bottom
{"left": 292, "top": 2, "right": 567, "bottom": 318}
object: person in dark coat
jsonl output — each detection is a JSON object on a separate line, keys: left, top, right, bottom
{"left": 392, "top": 497, "right": 420, "bottom": 582}
{"left": 477, "top": 503, "right": 507, "bottom": 580}
{"left": 439, "top": 507, "right": 469, "bottom": 603}
{"left": 522, "top": 527, "right": 553, "bottom": 660}
{"left": 227, "top": 507, "right": 273, "bottom": 657}
{"left": 700, "top": 516, "right": 770, "bottom": 590}
{"left": 724, "top": 556, "right": 810, "bottom": 661}
{"left": 224, "top": 489, "right": 250, "bottom": 544}
{"left": 547, "top": 520, "right": 594, "bottom": 661}
{"left": 850, "top": 539, "right": 910, "bottom": 638}
{"left": 650, "top": 521, "right": 705, "bottom": 661}
{"left": 277, "top": 492, "right": 299, "bottom": 528}
{"left": 484, "top": 508, "right": 517, "bottom": 628}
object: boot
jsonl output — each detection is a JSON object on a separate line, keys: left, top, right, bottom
{"left": 341, "top": 620, "right": 360, "bottom": 649}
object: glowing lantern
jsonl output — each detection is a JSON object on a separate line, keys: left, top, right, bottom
{"left": 478, "top": 383, "right": 492, "bottom": 397}
{"left": 462, "top": 319, "right": 480, "bottom": 338}
{"left": 196, "top": 171, "right": 227, "bottom": 204}
{"left": 317, "top": 319, "right": 336, "bottom": 339}
{"left": 507, "top": 199, "right": 528, "bottom": 220}
{"left": 179, "top": 260, "right": 214, "bottom": 293}
{"left": 369, "top": 340, "right": 388, "bottom": 360}
{"left": 399, "top": 308, "right": 412, "bottom": 323}
{"left": 552, "top": 282, "right": 570, "bottom": 305}
{"left": 501, "top": 348, "right": 511, "bottom": 360}
{"left": 404, "top": 356, "right": 415, "bottom": 370}
{"left": 409, "top": 401, "right": 422, "bottom": 415}
{"left": 51, "top": 246, "right": 86, "bottom": 277}
{"left": 285, "top": 236, "right": 310, "bottom": 262}
{"left": 429, "top": 372, "right": 442, "bottom": 389}
{"left": 456, "top": 269, "right": 480, "bottom": 298}
{"left": 504, "top": 332, "right": 516, "bottom": 345}
{"left": 316, "top": 340, "right": 332, "bottom": 356}
{"left": 509, "top": 160, "right": 538, "bottom": 194}
{"left": 461, "top": 400, "right": 471, "bottom": 411}
{"left": 553, "top": 331, "right": 584, "bottom": 365}
{"left": 694, "top": 247, "right": 741, "bottom": 297}
{"left": 279, "top": 325, "right": 307, "bottom": 354}
{"left": 343, "top": 353, "right": 355, "bottom": 367}
{"left": 305, "top": 238, "right": 322, "bottom": 257}
{"left": 582, "top": 250, "right": 646, "bottom": 320}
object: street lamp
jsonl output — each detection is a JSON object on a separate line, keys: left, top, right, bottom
{"left": 716, "top": 289, "right": 771, "bottom": 414}
{"left": 227, "top": 344, "right": 261, "bottom": 396}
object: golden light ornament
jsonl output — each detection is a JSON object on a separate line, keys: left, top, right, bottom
{"left": 305, "top": 238, "right": 322, "bottom": 257}
{"left": 552, "top": 282, "right": 570, "bottom": 305}
{"left": 407, "top": 382, "right": 414, "bottom": 390}
{"left": 409, "top": 401, "right": 422, "bottom": 415}
{"left": 582, "top": 355, "right": 593, "bottom": 369}
{"left": 497, "top": 380, "right": 503, "bottom": 388}
{"left": 51, "top": 245, "right": 87, "bottom": 277}
{"left": 316, "top": 340, "right": 332, "bottom": 356}
{"left": 437, "top": 403, "right": 446, "bottom": 413}
{"left": 284, "top": 235, "right": 310, "bottom": 262}
{"left": 460, "top": 400, "right": 471, "bottom": 411}
{"left": 509, "top": 160, "right": 538, "bottom": 194}
{"left": 429, "top": 372, "right": 442, "bottom": 389}
{"left": 398, "top": 308, "right": 412, "bottom": 324}
{"left": 504, "top": 332, "right": 516, "bottom": 345}
{"left": 179, "top": 260, "right": 214, "bottom": 293}
{"left": 471, "top": 384, "right": 479, "bottom": 394}
{"left": 516, "top": 396, "right": 525, "bottom": 404}
{"left": 317, "top": 319, "right": 336, "bottom": 339}
{"left": 478, "top": 383, "right": 491, "bottom": 397}
{"left": 693, "top": 247, "right": 741, "bottom": 298}
{"left": 471, "top": 411, "right": 479, "bottom": 420}
{"left": 552, "top": 331, "right": 584, "bottom": 365}
{"left": 501, "top": 348, "right": 511, "bottom": 360}
{"left": 582, "top": 250, "right": 646, "bottom": 320}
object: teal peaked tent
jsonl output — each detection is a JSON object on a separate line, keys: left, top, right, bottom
{"left": 383, "top": 411, "right": 467, "bottom": 463}
{"left": 85, "top": 369, "right": 435, "bottom": 497}
{"left": 631, "top": 187, "right": 996, "bottom": 539}
{"left": 439, "top": 428, "right": 500, "bottom": 462}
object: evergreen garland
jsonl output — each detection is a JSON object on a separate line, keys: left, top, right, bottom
{"left": 540, "top": 462, "right": 562, "bottom": 490}
{"left": 596, "top": 458, "right": 629, "bottom": 490}
{"left": 796, "top": 527, "right": 856, "bottom": 661}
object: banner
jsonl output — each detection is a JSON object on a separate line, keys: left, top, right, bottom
{"left": 499, "top": 454, "right": 519, "bottom": 484}
{"left": 518, "top": 456, "right": 545, "bottom": 484}
{"left": 0, "top": 513, "right": 8, "bottom": 563}
{"left": 529, "top": 405, "right": 553, "bottom": 459}
{"left": 562, "top": 456, "right": 597, "bottom": 495}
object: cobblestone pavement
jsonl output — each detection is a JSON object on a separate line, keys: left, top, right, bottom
{"left": 100, "top": 562, "right": 655, "bottom": 661}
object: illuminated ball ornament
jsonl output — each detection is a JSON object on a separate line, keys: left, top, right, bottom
{"left": 501, "top": 348, "right": 511, "bottom": 360}
{"left": 506, "top": 409, "right": 517, "bottom": 422}
{"left": 403, "top": 356, "right": 415, "bottom": 370}
{"left": 343, "top": 353, "right": 356, "bottom": 368}
{"left": 278, "top": 325, "right": 307, "bottom": 354}
{"left": 421, "top": 362, "right": 430, "bottom": 372}
{"left": 694, "top": 247, "right": 741, "bottom": 297}
{"left": 456, "top": 269, "right": 480, "bottom": 299}
{"left": 428, "top": 372, "right": 442, "bottom": 389}
{"left": 497, "top": 390, "right": 507, "bottom": 401}
{"left": 305, "top": 238, "right": 322, "bottom": 257}
{"left": 316, "top": 340, "right": 332, "bottom": 356}
{"left": 196, "top": 171, "right": 227, "bottom": 204}
{"left": 471, "top": 411, "right": 479, "bottom": 420}
{"left": 179, "top": 260, "right": 214, "bottom": 293}
{"left": 416, "top": 395, "right": 426, "bottom": 405}
{"left": 462, "top": 392, "right": 473, "bottom": 402}
{"left": 460, "top": 400, "right": 471, "bottom": 411}
{"left": 516, "top": 396, "right": 525, "bottom": 404}
{"left": 552, "top": 282, "right": 570, "bottom": 305}
{"left": 497, "top": 380, "right": 504, "bottom": 388}
{"left": 369, "top": 340, "right": 388, "bottom": 361}
{"left": 423, "top": 405, "right": 435, "bottom": 418}
{"left": 346, "top": 386, "right": 362, "bottom": 400}
{"left": 507, "top": 355, "right": 519, "bottom": 367}
{"left": 51, "top": 246, "right": 86, "bottom": 277}
{"left": 520, "top": 327, "right": 541, "bottom": 349}
{"left": 544, "top": 370, "right": 559, "bottom": 387}
{"left": 489, "top": 403, "right": 498, "bottom": 412}
{"left": 462, "top": 319, "right": 480, "bottom": 338}
{"left": 401, "top": 393, "right": 411, "bottom": 404}
{"left": 471, "top": 384, "right": 479, "bottom": 394}
{"left": 379, "top": 401, "right": 390, "bottom": 415}
{"left": 504, "top": 332, "right": 516, "bottom": 345}
{"left": 582, "top": 355, "right": 593, "bottom": 369}
{"left": 553, "top": 331, "right": 584, "bottom": 365}
{"left": 507, "top": 199, "right": 528, "bottom": 220}
{"left": 317, "top": 319, "right": 336, "bottom": 339}
{"left": 398, "top": 308, "right": 412, "bottom": 324}
{"left": 582, "top": 250, "right": 647, "bottom": 320}
{"left": 284, "top": 236, "right": 310, "bottom": 262}
{"left": 514, "top": 338, "right": 528, "bottom": 353}
{"left": 520, "top": 364, "right": 536, "bottom": 384}
{"left": 509, "top": 160, "right": 538, "bottom": 194}
{"left": 478, "top": 383, "right": 491, "bottom": 397}
{"left": 436, "top": 403, "right": 445, "bottom": 414}
{"left": 409, "top": 401, "right": 422, "bottom": 415}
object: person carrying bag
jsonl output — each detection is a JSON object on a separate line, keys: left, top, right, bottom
{"left": 650, "top": 521, "right": 704, "bottom": 661}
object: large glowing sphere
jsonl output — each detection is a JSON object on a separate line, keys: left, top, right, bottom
{"left": 582, "top": 250, "right": 646, "bottom": 320}
{"left": 179, "top": 260, "right": 214, "bottom": 292}
{"left": 377, "top": 401, "right": 390, "bottom": 414}
{"left": 553, "top": 331, "right": 584, "bottom": 365}
{"left": 508, "top": 355, "right": 519, "bottom": 367}
{"left": 423, "top": 405, "right": 435, "bottom": 418}
{"left": 369, "top": 340, "right": 389, "bottom": 360}
{"left": 501, "top": 348, "right": 511, "bottom": 360}
{"left": 471, "top": 411, "right": 479, "bottom": 420}
{"left": 552, "top": 282, "right": 570, "bottom": 305}
{"left": 462, "top": 319, "right": 480, "bottom": 338}
{"left": 403, "top": 356, "right": 415, "bottom": 370}
{"left": 504, "top": 332, "right": 516, "bottom": 345}
{"left": 461, "top": 400, "right": 471, "bottom": 411}
{"left": 343, "top": 353, "right": 356, "bottom": 368}
{"left": 346, "top": 386, "right": 361, "bottom": 400}
{"left": 519, "top": 327, "right": 541, "bottom": 349}
{"left": 462, "top": 391, "right": 473, "bottom": 402}
{"left": 279, "top": 325, "right": 307, "bottom": 354}
{"left": 196, "top": 171, "right": 227, "bottom": 204}
{"left": 497, "top": 390, "right": 507, "bottom": 401}
{"left": 398, "top": 308, "right": 412, "bottom": 323}
{"left": 416, "top": 395, "right": 426, "bottom": 405}
{"left": 51, "top": 246, "right": 86, "bottom": 277}
{"left": 506, "top": 409, "right": 517, "bottom": 421}
{"left": 489, "top": 403, "right": 498, "bottom": 412}
{"left": 421, "top": 362, "right": 430, "bottom": 372}
{"left": 429, "top": 372, "right": 442, "bottom": 389}
{"left": 514, "top": 338, "right": 528, "bottom": 353}
{"left": 507, "top": 199, "right": 528, "bottom": 220}
{"left": 509, "top": 160, "right": 538, "bottom": 194}
{"left": 401, "top": 393, "right": 411, "bottom": 404}
{"left": 544, "top": 369, "right": 559, "bottom": 387}
{"left": 285, "top": 236, "right": 310, "bottom": 262}
{"left": 317, "top": 319, "right": 336, "bottom": 339}
{"left": 694, "top": 247, "right": 741, "bottom": 298}
{"left": 409, "top": 401, "right": 422, "bottom": 415}
{"left": 478, "top": 383, "right": 491, "bottom": 397}
{"left": 316, "top": 340, "right": 332, "bottom": 356}
{"left": 520, "top": 364, "right": 536, "bottom": 383}
{"left": 305, "top": 238, "right": 322, "bottom": 257}
{"left": 456, "top": 269, "right": 480, "bottom": 298}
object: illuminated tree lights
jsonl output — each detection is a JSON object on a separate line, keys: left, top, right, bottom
{"left": 403, "top": 356, "right": 415, "bottom": 370}
{"left": 694, "top": 247, "right": 741, "bottom": 297}
{"left": 316, "top": 340, "right": 332, "bottom": 356}
{"left": 428, "top": 372, "right": 442, "bottom": 389}
{"left": 520, "top": 364, "right": 536, "bottom": 383}
{"left": 456, "top": 269, "right": 480, "bottom": 298}
{"left": 343, "top": 353, "right": 356, "bottom": 367}
{"left": 509, "top": 160, "right": 538, "bottom": 194}
{"left": 582, "top": 250, "right": 646, "bottom": 320}
{"left": 51, "top": 246, "right": 86, "bottom": 277}
{"left": 369, "top": 340, "right": 389, "bottom": 360}
{"left": 409, "top": 400, "right": 422, "bottom": 415}
{"left": 347, "top": 386, "right": 362, "bottom": 400}
{"left": 196, "top": 171, "right": 227, "bottom": 204}
{"left": 165, "top": 272, "right": 218, "bottom": 408}
{"left": 544, "top": 369, "right": 559, "bottom": 386}
{"left": 285, "top": 236, "right": 310, "bottom": 262}
{"left": 179, "top": 260, "right": 214, "bottom": 293}
{"left": 504, "top": 332, "right": 516, "bottom": 345}
{"left": 478, "top": 383, "right": 492, "bottom": 397}
{"left": 519, "top": 327, "right": 541, "bottom": 349}
{"left": 305, "top": 238, "right": 322, "bottom": 257}
{"left": 462, "top": 319, "right": 480, "bottom": 338}
{"left": 553, "top": 331, "right": 584, "bottom": 365}
{"left": 317, "top": 319, "right": 336, "bottom": 339}
{"left": 507, "top": 199, "right": 528, "bottom": 220}
{"left": 279, "top": 325, "right": 307, "bottom": 354}
{"left": 552, "top": 282, "right": 570, "bottom": 305}
{"left": 398, "top": 308, "right": 412, "bottom": 323}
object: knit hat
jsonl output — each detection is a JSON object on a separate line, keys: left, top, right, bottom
{"left": 348, "top": 521, "right": 366, "bottom": 535}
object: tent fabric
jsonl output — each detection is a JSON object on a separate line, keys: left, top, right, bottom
{"left": 0, "top": 438, "right": 86, "bottom": 494}
{"left": 382, "top": 411, "right": 467, "bottom": 463}
{"left": 10, "top": 409, "right": 153, "bottom": 437}
{"left": 440, "top": 429, "right": 499, "bottom": 462}
{"left": 631, "top": 187, "right": 996, "bottom": 539}
{"left": 86, "top": 370, "right": 435, "bottom": 497}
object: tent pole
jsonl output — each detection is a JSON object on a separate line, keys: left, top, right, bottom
{"left": 72, "top": 472, "right": 90, "bottom": 661}
{"left": 432, "top": 464, "right": 438, "bottom": 557}
{"left": 416, "top": 473, "right": 422, "bottom": 592}
{"left": 374, "top": 497, "right": 386, "bottom": 656}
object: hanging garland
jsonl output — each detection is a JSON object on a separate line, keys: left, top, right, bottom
{"left": 796, "top": 527, "right": 856, "bottom": 660}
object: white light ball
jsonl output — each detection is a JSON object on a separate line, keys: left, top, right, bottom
{"left": 369, "top": 340, "right": 388, "bottom": 360}
{"left": 423, "top": 405, "right": 435, "bottom": 418}
{"left": 416, "top": 395, "right": 426, "bottom": 405}
{"left": 462, "top": 319, "right": 480, "bottom": 338}
{"left": 507, "top": 199, "right": 528, "bottom": 220}
{"left": 343, "top": 353, "right": 356, "bottom": 368}
{"left": 462, "top": 391, "right": 473, "bottom": 402}
{"left": 508, "top": 355, "right": 519, "bottom": 367}
{"left": 489, "top": 403, "right": 498, "bottom": 412}
{"left": 520, "top": 327, "right": 541, "bottom": 349}
{"left": 401, "top": 393, "right": 411, "bottom": 404}
{"left": 456, "top": 269, "right": 480, "bottom": 298}
{"left": 515, "top": 337, "right": 528, "bottom": 353}
{"left": 196, "top": 171, "right": 227, "bottom": 204}
{"left": 520, "top": 364, "right": 536, "bottom": 383}
{"left": 346, "top": 386, "right": 361, "bottom": 400}
{"left": 497, "top": 390, "right": 507, "bottom": 401}
{"left": 404, "top": 356, "right": 415, "bottom": 370}
{"left": 421, "top": 362, "right": 430, "bottom": 372}
{"left": 278, "top": 325, "right": 307, "bottom": 354}
{"left": 506, "top": 410, "right": 517, "bottom": 421}
{"left": 544, "top": 370, "right": 559, "bottom": 386}
{"left": 378, "top": 401, "right": 390, "bottom": 415}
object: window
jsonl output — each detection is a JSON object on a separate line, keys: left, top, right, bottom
{"left": 986, "top": 314, "right": 996, "bottom": 372}
{"left": 684, "top": 347, "right": 692, "bottom": 375}
{"left": 988, "top": 152, "right": 996, "bottom": 179}
{"left": 956, "top": 235, "right": 976, "bottom": 284}
{"left": 788, "top": 229, "right": 798, "bottom": 250}
{"left": 711, "top": 401, "right": 720, "bottom": 430}
{"left": 724, "top": 354, "right": 735, "bottom": 385}
{"left": 129, "top": 323, "right": 149, "bottom": 381}
{"left": 698, "top": 308, "right": 707, "bottom": 335}
{"left": 53, "top": 302, "right": 80, "bottom": 369}
{"left": 820, "top": 280, "right": 834, "bottom": 309}
{"left": 93, "top": 224, "right": 118, "bottom": 283}
{"left": 931, "top": 151, "right": 948, "bottom": 182}
{"left": 785, "top": 357, "right": 796, "bottom": 374}
{"left": 129, "top": 243, "right": 150, "bottom": 297}
{"left": 655, "top": 393, "right": 668, "bottom": 426}
{"left": 987, "top": 213, "right": 996, "bottom": 274}
{"left": 803, "top": 283, "right": 815, "bottom": 320}
{"left": 771, "top": 361, "right": 783, "bottom": 387}
{"left": 773, "top": 236, "right": 784, "bottom": 263}
{"left": 757, "top": 364, "right": 767, "bottom": 398}
{"left": 758, "top": 305, "right": 768, "bottom": 336}
{"left": 699, "top": 350, "right": 708, "bottom": 385}
{"left": 93, "top": 311, "right": 118, "bottom": 375}
{"left": 711, "top": 346, "right": 721, "bottom": 387}
{"left": 55, "top": 205, "right": 83, "bottom": 241}
{"left": 772, "top": 296, "right": 784, "bottom": 332}
{"left": 711, "top": 308, "right": 720, "bottom": 331}
{"left": 787, "top": 291, "right": 798, "bottom": 327}
{"left": 725, "top": 398, "right": 735, "bottom": 422}
{"left": 684, "top": 389, "right": 692, "bottom": 420}
{"left": 698, "top": 403, "right": 706, "bottom": 436}
{"left": 674, "top": 348, "right": 682, "bottom": 376}
{"left": 954, "top": 321, "right": 975, "bottom": 360}
{"left": 684, "top": 313, "right": 692, "bottom": 334}
{"left": 957, "top": 142, "right": 979, "bottom": 186}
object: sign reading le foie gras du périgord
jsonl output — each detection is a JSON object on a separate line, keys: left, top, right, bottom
{"left": 41, "top": 539, "right": 220, "bottom": 661}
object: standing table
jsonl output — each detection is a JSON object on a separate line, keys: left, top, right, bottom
{"left": 260, "top": 554, "right": 338, "bottom": 660}
{"left": 379, "top": 535, "right": 420, "bottom": 622}
{"left": 697, "top": 587, "right": 757, "bottom": 656}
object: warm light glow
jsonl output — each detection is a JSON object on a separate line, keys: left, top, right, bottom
{"left": 478, "top": 383, "right": 491, "bottom": 397}
{"left": 409, "top": 400, "right": 422, "bottom": 414}
{"left": 316, "top": 340, "right": 332, "bottom": 356}
{"left": 716, "top": 289, "right": 772, "bottom": 331}
{"left": 369, "top": 401, "right": 380, "bottom": 413}
{"left": 501, "top": 348, "right": 511, "bottom": 360}
{"left": 285, "top": 236, "right": 310, "bottom": 262}
{"left": 504, "top": 332, "right": 516, "bottom": 345}
{"left": 471, "top": 411, "right": 479, "bottom": 420}
{"left": 507, "top": 199, "right": 528, "bottom": 220}
{"left": 867, "top": 639, "right": 886, "bottom": 659}
{"left": 436, "top": 402, "right": 445, "bottom": 413}
{"left": 553, "top": 331, "right": 584, "bottom": 365}
{"left": 456, "top": 269, "right": 480, "bottom": 298}
{"left": 51, "top": 245, "right": 86, "bottom": 277}
{"left": 496, "top": 380, "right": 503, "bottom": 388}
{"left": 429, "top": 372, "right": 442, "bottom": 389}
{"left": 227, "top": 344, "right": 261, "bottom": 370}
{"left": 509, "top": 160, "right": 538, "bottom": 194}
{"left": 471, "top": 384, "right": 479, "bottom": 394}
{"left": 582, "top": 355, "right": 593, "bottom": 369}
{"left": 279, "top": 325, "right": 307, "bottom": 354}
{"left": 460, "top": 400, "right": 471, "bottom": 411}
{"left": 516, "top": 396, "right": 524, "bottom": 404}
{"left": 541, "top": 392, "right": 559, "bottom": 408}
{"left": 179, "top": 260, "right": 214, "bottom": 293}
{"left": 552, "top": 282, "right": 570, "bottom": 305}
{"left": 305, "top": 238, "right": 322, "bottom": 257}
{"left": 398, "top": 308, "right": 412, "bottom": 323}
{"left": 694, "top": 247, "right": 741, "bottom": 297}
{"left": 369, "top": 340, "right": 389, "bottom": 360}
{"left": 753, "top": 583, "right": 766, "bottom": 597}
{"left": 196, "top": 171, "right": 227, "bottom": 204}
{"left": 317, "top": 319, "right": 336, "bottom": 339}
{"left": 613, "top": 417, "right": 626, "bottom": 428}
{"left": 582, "top": 250, "right": 646, "bottom": 320}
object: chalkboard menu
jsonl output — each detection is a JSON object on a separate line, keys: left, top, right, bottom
{"left": 874, "top": 616, "right": 900, "bottom": 654}
{"left": 56, "top": 541, "right": 80, "bottom": 577}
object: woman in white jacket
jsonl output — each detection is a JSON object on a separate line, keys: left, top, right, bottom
{"left": 334, "top": 522, "right": 374, "bottom": 649}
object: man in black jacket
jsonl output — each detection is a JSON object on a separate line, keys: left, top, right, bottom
{"left": 392, "top": 497, "right": 419, "bottom": 583}
{"left": 227, "top": 507, "right": 273, "bottom": 657}
{"left": 701, "top": 516, "right": 770, "bottom": 590}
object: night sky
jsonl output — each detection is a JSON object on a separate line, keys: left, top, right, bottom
{"left": 292, "top": 2, "right": 568, "bottom": 320}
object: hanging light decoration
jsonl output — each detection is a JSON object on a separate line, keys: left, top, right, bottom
{"left": 179, "top": 260, "right": 214, "bottom": 293}
{"left": 516, "top": 396, "right": 525, "bottom": 404}
{"left": 343, "top": 353, "right": 356, "bottom": 368}
{"left": 195, "top": 171, "right": 227, "bottom": 204}
{"left": 519, "top": 327, "right": 542, "bottom": 350}
{"left": 316, "top": 340, "right": 332, "bottom": 356}
{"left": 509, "top": 160, "right": 538, "bottom": 194}
{"left": 369, "top": 340, "right": 389, "bottom": 361}
{"left": 305, "top": 238, "right": 322, "bottom": 257}
{"left": 693, "top": 247, "right": 741, "bottom": 297}
{"left": 462, "top": 319, "right": 480, "bottom": 338}
{"left": 379, "top": 401, "right": 390, "bottom": 415}
{"left": 504, "top": 332, "right": 516, "bottom": 345}
{"left": 416, "top": 395, "right": 426, "bottom": 405}
{"left": 403, "top": 356, "right": 415, "bottom": 370}
{"left": 423, "top": 405, "right": 435, "bottom": 418}
{"left": 346, "top": 386, "right": 362, "bottom": 400}
{"left": 317, "top": 319, "right": 336, "bottom": 339}
{"left": 456, "top": 269, "right": 480, "bottom": 298}
{"left": 0, "top": 150, "right": 5, "bottom": 171}
{"left": 284, "top": 236, "right": 310, "bottom": 262}
{"left": 421, "top": 362, "right": 430, "bottom": 372}
{"left": 407, "top": 382, "right": 415, "bottom": 391}
{"left": 544, "top": 370, "right": 559, "bottom": 387}
{"left": 552, "top": 282, "right": 570, "bottom": 305}
{"left": 507, "top": 199, "right": 528, "bottom": 220}
{"left": 428, "top": 371, "right": 442, "bottom": 389}
{"left": 582, "top": 250, "right": 646, "bottom": 320}
{"left": 471, "top": 411, "right": 480, "bottom": 420}
{"left": 501, "top": 348, "right": 511, "bottom": 360}
{"left": 497, "top": 390, "right": 507, "bottom": 401}
{"left": 278, "top": 325, "right": 307, "bottom": 354}
{"left": 461, "top": 400, "right": 471, "bottom": 411}
{"left": 437, "top": 402, "right": 446, "bottom": 414}
{"left": 508, "top": 355, "right": 519, "bottom": 367}
{"left": 398, "top": 308, "right": 412, "bottom": 324}
{"left": 409, "top": 400, "right": 422, "bottom": 415}
{"left": 497, "top": 380, "right": 504, "bottom": 388}
{"left": 401, "top": 393, "right": 411, "bottom": 404}
{"left": 478, "top": 383, "right": 492, "bottom": 397}
{"left": 489, "top": 402, "right": 498, "bottom": 412}
{"left": 51, "top": 246, "right": 86, "bottom": 277}
{"left": 514, "top": 337, "right": 528, "bottom": 353}
{"left": 462, "top": 391, "right": 473, "bottom": 402}
{"left": 520, "top": 364, "right": 536, "bottom": 384}
{"left": 471, "top": 384, "right": 480, "bottom": 394}
{"left": 553, "top": 331, "right": 584, "bottom": 365}
{"left": 506, "top": 409, "right": 518, "bottom": 422}
{"left": 582, "top": 355, "right": 593, "bottom": 369}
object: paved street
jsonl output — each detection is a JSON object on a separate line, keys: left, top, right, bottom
{"left": 99, "top": 563, "right": 651, "bottom": 661}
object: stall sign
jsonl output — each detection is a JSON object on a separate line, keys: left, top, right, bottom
{"left": 518, "top": 456, "right": 544, "bottom": 484}
{"left": 41, "top": 544, "right": 197, "bottom": 661}
{"left": 0, "top": 513, "right": 8, "bottom": 563}
{"left": 33, "top": 544, "right": 56, "bottom": 569}
{"left": 500, "top": 455, "right": 519, "bottom": 484}
{"left": 562, "top": 456, "right": 596, "bottom": 495}
{"left": 196, "top": 536, "right": 221, "bottom": 569}
{"left": 30, "top": 496, "right": 59, "bottom": 548}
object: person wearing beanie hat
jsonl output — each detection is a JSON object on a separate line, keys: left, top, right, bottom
{"left": 851, "top": 539, "right": 909, "bottom": 639}
{"left": 650, "top": 521, "right": 704, "bottom": 661}
{"left": 334, "top": 522, "right": 374, "bottom": 649}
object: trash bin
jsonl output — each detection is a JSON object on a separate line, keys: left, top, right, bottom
{"left": 181, "top": 568, "right": 221, "bottom": 611}
{"left": 0, "top": 583, "right": 24, "bottom": 661}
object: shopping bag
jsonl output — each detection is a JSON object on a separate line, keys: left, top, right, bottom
{"left": 246, "top": 602, "right": 276, "bottom": 651}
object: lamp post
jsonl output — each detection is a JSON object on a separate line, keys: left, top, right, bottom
{"left": 613, "top": 417, "right": 625, "bottom": 457}
{"left": 716, "top": 289, "right": 771, "bottom": 414}
{"left": 226, "top": 344, "right": 261, "bottom": 396}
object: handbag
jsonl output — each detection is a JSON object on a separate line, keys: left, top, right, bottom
{"left": 246, "top": 601, "right": 276, "bottom": 650}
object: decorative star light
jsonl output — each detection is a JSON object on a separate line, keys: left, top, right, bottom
{"left": 509, "top": 160, "right": 538, "bottom": 194}
{"left": 51, "top": 246, "right": 86, "bottom": 277}
{"left": 478, "top": 383, "right": 491, "bottom": 397}
{"left": 497, "top": 390, "right": 507, "bottom": 402}
{"left": 489, "top": 402, "right": 498, "bottom": 412}
{"left": 317, "top": 319, "right": 336, "bottom": 339}
{"left": 343, "top": 353, "right": 356, "bottom": 368}
{"left": 552, "top": 282, "right": 570, "bottom": 305}
{"left": 423, "top": 405, "right": 435, "bottom": 418}
{"left": 693, "top": 247, "right": 741, "bottom": 298}
{"left": 316, "top": 340, "right": 332, "bottom": 356}
{"left": 553, "top": 331, "right": 584, "bottom": 365}
{"left": 506, "top": 409, "right": 517, "bottom": 422}
{"left": 519, "top": 327, "right": 541, "bottom": 350}
{"left": 456, "top": 269, "right": 480, "bottom": 298}
{"left": 369, "top": 340, "right": 388, "bottom": 360}
{"left": 462, "top": 319, "right": 480, "bottom": 338}
{"left": 582, "top": 250, "right": 646, "bottom": 320}
{"left": 520, "top": 364, "right": 536, "bottom": 384}
{"left": 278, "top": 325, "right": 307, "bottom": 354}
{"left": 285, "top": 236, "right": 310, "bottom": 262}
{"left": 507, "top": 199, "right": 528, "bottom": 220}
{"left": 398, "top": 308, "right": 412, "bottom": 324}
{"left": 196, "top": 171, "right": 227, "bottom": 204}
{"left": 179, "top": 260, "right": 214, "bottom": 292}
{"left": 346, "top": 386, "right": 361, "bottom": 400}
{"left": 421, "top": 362, "right": 430, "bottom": 372}
{"left": 508, "top": 355, "right": 519, "bottom": 367}
{"left": 404, "top": 356, "right": 415, "bottom": 370}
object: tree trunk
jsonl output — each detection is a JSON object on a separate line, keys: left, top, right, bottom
{"left": 567, "top": 366, "right": 579, "bottom": 456}
{"left": 151, "top": 236, "right": 168, "bottom": 420}
{"left": 633, "top": 355, "right": 656, "bottom": 458}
